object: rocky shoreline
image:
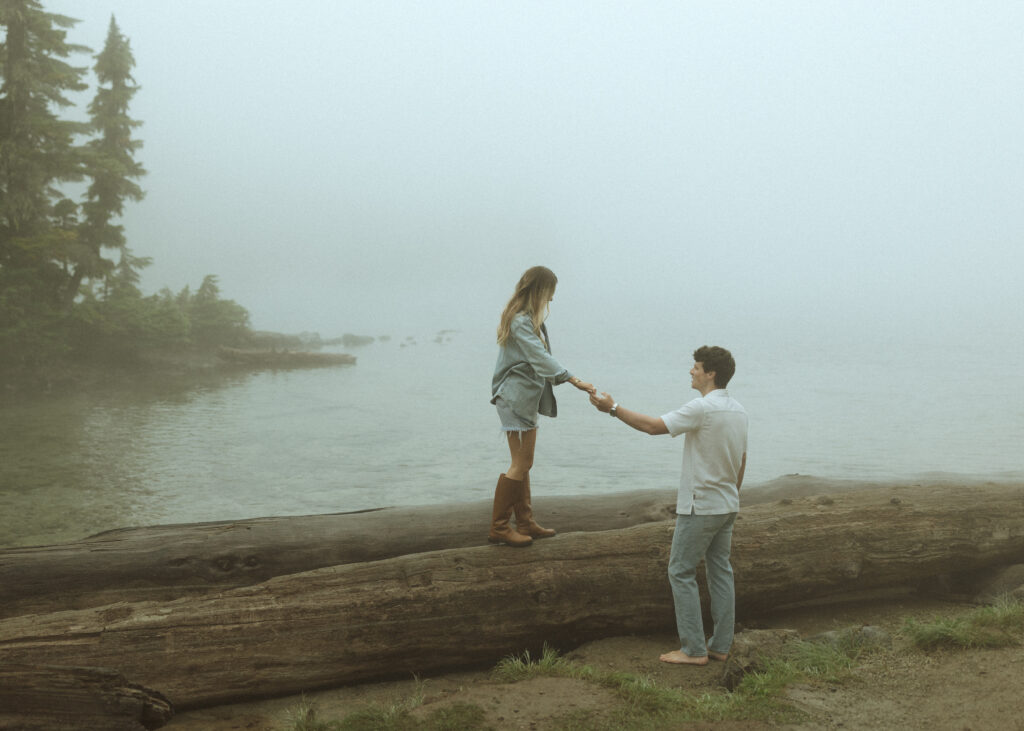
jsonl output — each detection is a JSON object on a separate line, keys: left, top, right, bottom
{"left": 1, "top": 340, "right": 360, "bottom": 403}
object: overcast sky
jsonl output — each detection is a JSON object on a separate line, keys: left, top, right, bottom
{"left": 45, "top": 1, "right": 1024, "bottom": 341}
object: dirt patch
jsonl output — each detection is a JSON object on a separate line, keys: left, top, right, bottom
{"left": 409, "top": 675, "right": 621, "bottom": 729}
{"left": 780, "top": 645, "right": 1024, "bottom": 730}
{"left": 165, "top": 595, "right": 1024, "bottom": 731}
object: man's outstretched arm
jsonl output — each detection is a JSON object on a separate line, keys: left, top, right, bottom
{"left": 589, "top": 392, "right": 669, "bottom": 435}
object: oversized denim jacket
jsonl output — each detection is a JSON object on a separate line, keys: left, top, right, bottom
{"left": 491, "top": 313, "right": 573, "bottom": 421}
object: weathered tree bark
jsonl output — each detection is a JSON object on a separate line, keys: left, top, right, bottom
{"left": 0, "top": 665, "right": 173, "bottom": 730}
{"left": 0, "top": 490, "right": 676, "bottom": 618}
{"left": 0, "top": 483, "right": 1021, "bottom": 711}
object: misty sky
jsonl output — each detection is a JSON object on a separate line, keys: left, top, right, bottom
{"left": 45, "top": 1, "right": 1023, "bottom": 341}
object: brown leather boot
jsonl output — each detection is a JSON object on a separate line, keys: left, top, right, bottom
{"left": 514, "top": 473, "right": 556, "bottom": 538}
{"left": 488, "top": 474, "right": 533, "bottom": 547}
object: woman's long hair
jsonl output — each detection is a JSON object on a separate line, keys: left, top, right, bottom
{"left": 497, "top": 266, "right": 558, "bottom": 346}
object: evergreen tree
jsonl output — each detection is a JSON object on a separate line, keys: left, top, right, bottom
{"left": 1, "top": 5, "right": 252, "bottom": 385}
{"left": 73, "top": 14, "right": 145, "bottom": 303}
{"left": 0, "top": 0, "right": 88, "bottom": 365}
{"left": 188, "top": 275, "right": 250, "bottom": 346}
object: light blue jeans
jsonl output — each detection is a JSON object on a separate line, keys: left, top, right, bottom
{"left": 668, "top": 511, "right": 737, "bottom": 657}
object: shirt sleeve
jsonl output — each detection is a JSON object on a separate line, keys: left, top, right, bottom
{"left": 660, "top": 399, "right": 704, "bottom": 437}
{"left": 510, "top": 315, "right": 569, "bottom": 382}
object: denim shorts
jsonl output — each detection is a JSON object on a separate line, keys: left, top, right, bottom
{"left": 494, "top": 396, "right": 537, "bottom": 432}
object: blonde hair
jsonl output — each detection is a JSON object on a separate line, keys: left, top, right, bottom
{"left": 497, "top": 266, "right": 558, "bottom": 346}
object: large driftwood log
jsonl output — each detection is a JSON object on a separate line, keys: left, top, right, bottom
{"left": 0, "top": 483, "right": 1022, "bottom": 711}
{"left": 0, "top": 665, "right": 173, "bottom": 730}
{"left": 0, "top": 490, "right": 676, "bottom": 618}
{"left": 0, "top": 476, "right": 960, "bottom": 619}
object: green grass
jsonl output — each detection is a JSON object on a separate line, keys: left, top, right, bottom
{"left": 334, "top": 702, "right": 488, "bottom": 731}
{"left": 287, "top": 598, "right": 1024, "bottom": 731}
{"left": 286, "top": 694, "right": 489, "bottom": 731}
{"left": 286, "top": 695, "right": 338, "bottom": 731}
{"left": 492, "top": 644, "right": 807, "bottom": 728}
{"left": 902, "top": 594, "right": 1024, "bottom": 650}
{"left": 737, "top": 631, "right": 865, "bottom": 699}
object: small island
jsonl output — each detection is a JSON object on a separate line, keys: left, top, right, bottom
{"left": 216, "top": 345, "right": 356, "bottom": 368}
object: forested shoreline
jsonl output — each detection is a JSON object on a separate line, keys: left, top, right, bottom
{"left": 1, "top": 3, "right": 254, "bottom": 394}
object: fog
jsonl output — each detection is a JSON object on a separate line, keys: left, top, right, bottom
{"left": 48, "top": 1, "right": 1023, "bottom": 343}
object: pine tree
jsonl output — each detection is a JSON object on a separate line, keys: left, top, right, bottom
{"left": 188, "top": 275, "right": 250, "bottom": 346}
{"left": 73, "top": 14, "right": 145, "bottom": 302}
{"left": 0, "top": 0, "right": 88, "bottom": 265}
{"left": 0, "top": 0, "right": 89, "bottom": 365}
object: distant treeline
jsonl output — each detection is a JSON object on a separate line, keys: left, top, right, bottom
{"left": 0, "top": 4, "right": 250, "bottom": 384}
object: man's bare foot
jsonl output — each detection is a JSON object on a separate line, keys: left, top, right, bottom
{"left": 659, "top": 650, "right": 708, "bottom": 666}
{"left": 708, "top": 651, "right": 729, "bottom": 662}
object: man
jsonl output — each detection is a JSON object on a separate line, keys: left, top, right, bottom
{"left": 590, "top": 345, "right": 748, "bottom": 666}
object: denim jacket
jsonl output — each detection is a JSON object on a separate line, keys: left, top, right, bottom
{"left": 491, "top": 313, "right": 572, "bottom": 420}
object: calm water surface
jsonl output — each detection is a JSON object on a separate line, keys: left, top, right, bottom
{"left": 1, "top": 324, "right": 1022, "bottom": 548}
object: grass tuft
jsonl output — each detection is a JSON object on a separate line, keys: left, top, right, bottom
{"left": 903, "top": 595, "right": 1024, "bottom": 650}
{"left": 286, "top": 696, "right": 340, "bottom": 731}
{"left": 736, "top": 632, "right": 864, "bottom": 704}
{"left": 492, "top": 644, "right": 571, "bottom": 681}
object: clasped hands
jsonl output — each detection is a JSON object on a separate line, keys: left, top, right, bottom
{"left": 571, "top": 376, "right": 615, "bottom": 414}
{"left": 569, "top": 376, "right": 596, "bottom": 394}
{"left": 588, "top": 389, "right": 614, "bottom": 413}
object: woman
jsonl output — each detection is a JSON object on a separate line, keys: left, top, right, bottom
{"left": 489, "top": 266, "right": 594, "bottom": 547}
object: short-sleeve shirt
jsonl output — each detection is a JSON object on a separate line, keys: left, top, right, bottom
{"left": 660, "top": 389, "right": 748, "bottom": 515}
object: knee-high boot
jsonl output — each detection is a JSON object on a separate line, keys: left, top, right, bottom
{"left": 514, "top": 473, "right": 556, "bottom": 538}
{"left": 488, "top": 474, "right": 533, "bottom": 547}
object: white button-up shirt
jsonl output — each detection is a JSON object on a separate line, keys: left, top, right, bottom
{"left": 661, "top": 389, "right": 748, "bottom": 515}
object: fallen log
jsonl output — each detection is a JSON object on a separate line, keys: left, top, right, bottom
{"left": 0, "top": 665, "right": 173, "bottom": 730}
{"left": 0, "top": 476, "right": 962, "bottom": 619}
{"left": 0, "top": 483, "right": 1022, "bottom": 711}
{"left": 0, "top": 490, "right": 676, "bottom": 618}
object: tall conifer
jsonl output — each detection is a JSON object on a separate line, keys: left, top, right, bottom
{"left": 74, "top": 14, "right": 145, "bottom": 300}
{"left": 0, "top": 0, "right": 88, "bottom": 364}
{"left": 0, "top": 0, "right": 87, "bottom": 255}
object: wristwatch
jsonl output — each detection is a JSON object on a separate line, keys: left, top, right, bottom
{"left": 609, "top": 403, "right": 619, "bottom": 418}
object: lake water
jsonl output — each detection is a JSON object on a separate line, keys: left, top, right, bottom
{"left": 1, "top": 321, "right": 1022, "bottom": 548}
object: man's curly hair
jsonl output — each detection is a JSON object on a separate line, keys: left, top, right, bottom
{"left": 693, "top": 345, "right": 736, "bottom": 388}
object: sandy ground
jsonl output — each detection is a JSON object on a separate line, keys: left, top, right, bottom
{"left": 164, "top": 594, "right": 1024, "bottom": 731}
